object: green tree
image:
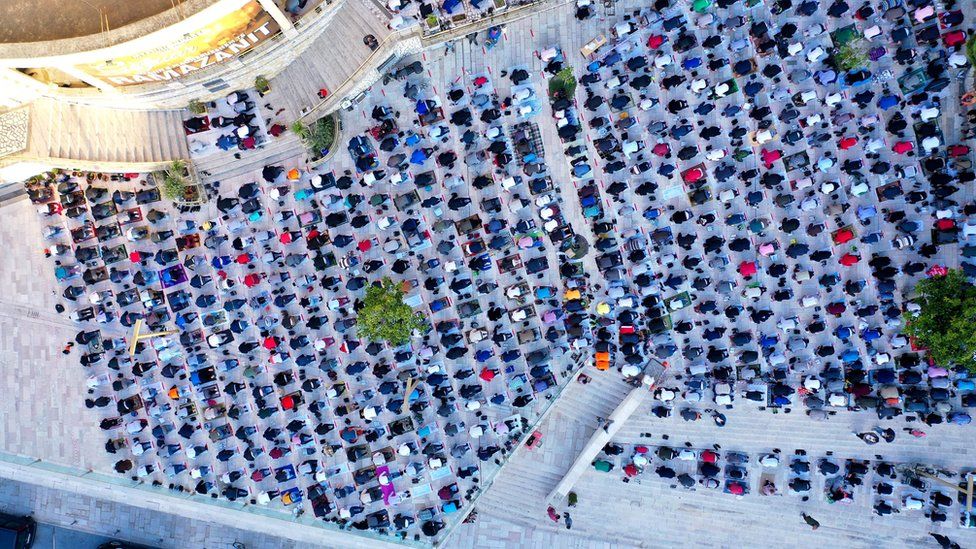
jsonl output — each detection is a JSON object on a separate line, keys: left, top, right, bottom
{"left": 904, "top": 269, "right": 976, "bottom": 373}
{"left": 835, "top": 40, "right": 868, "bottom": 71}
{"left": 357, "top": 278, "right": 425, "bottom": 345}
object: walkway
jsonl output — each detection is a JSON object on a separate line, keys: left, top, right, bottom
{"left": 268, "top": 0, "right": 395, "bottom": 120}
{"left": 548, "top": 384, "right": 649, "bottom": 502}
{"left": 0, "top": 466, "right": 401, "bottom": 549}
{"left": 0, "top": 196, "right": 117, "bottom": 474}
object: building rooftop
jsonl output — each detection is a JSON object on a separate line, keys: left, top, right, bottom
{"left": 0, "top": 0, "right": 177, "bottom": 43}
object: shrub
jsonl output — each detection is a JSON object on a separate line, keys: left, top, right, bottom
{"left": 291, "top": 120, "right": 310, "bottom": 140}
{"left": 293, "top": 115, "right": 337, "bottom": 156}
{"left": 255, "top": 75, "right": 270, "bottom": 93}
{"left": 158, "top": 160, "right": 188, "bottom": 201}
{"left": 548, "top": 67, "right": 577, "bottom": 98}
{"left": 966, "top": 35, "right": 976, "bottom": 71}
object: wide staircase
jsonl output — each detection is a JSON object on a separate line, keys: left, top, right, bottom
{"left": 16, "top": 98, "right": 189, "bottom": 169}
{"left": 472, "top": 371, "right": 636, "bottom": 516}
{"left": 191, "top": 132, "right": 305, "bottom": 184}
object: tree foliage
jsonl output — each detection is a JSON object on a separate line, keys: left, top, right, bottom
{"left": 835, "top": 40, "right": 868, "bottom": 71}
{"left": 967, "top": 35, "right": 976, "bottom": 72}
{"left": 158, "top": 160, "right": 188, "bottom": 201}
{"left": 548, "top": 67, "right": 577, "bottom": 98}
{"left": 904, "top": 269, "right": 976, "bottom": 373}
{"left": 292, "top": 115, "right": 338, "bottom": 156}
{"left": 357, "top": 278, "right": 425, "bottom": 346}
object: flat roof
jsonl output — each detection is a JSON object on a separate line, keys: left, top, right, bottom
{"left": 0, "top": 0, "right": 176, "bottom": 43}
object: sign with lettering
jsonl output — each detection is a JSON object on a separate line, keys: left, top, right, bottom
{"left": 76, "top": 1, "right": 280, "bottom": 86}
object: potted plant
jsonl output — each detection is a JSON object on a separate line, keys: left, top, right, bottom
{"left": 425, "top": 14, "right": 440, "bottom": 30}
{"left": 255, "top": 75, "right": 270, "bottom": 95}
{"left": 187, "top": 99, "right": 206, "bottom": 115}
{"left": 153, "top": 159, "right": 203, "bottom": 203}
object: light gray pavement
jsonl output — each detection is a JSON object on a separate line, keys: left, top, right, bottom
{"left": 0, "top": 456, "right": 409, "bottom": 549}
{"left": 547, "top": 383, "right": 648, "bottom": 502}
{"left": 449, "top": 399, "right": 976, "bottom": 549}
{"left": 31, "top": 521, "right": 117, "bottom": 549}
{"left": 268, "top": 0, "right": 395, "bottom": 120}
{"left": 0, "top": 195, "right": 116, "bottom": 474}
{"left": 2, "top": 0, "right": 976, "bottom": 547}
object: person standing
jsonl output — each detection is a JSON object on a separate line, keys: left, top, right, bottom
{"left": 801, "top": 513, "right": 820, "bottom": 530}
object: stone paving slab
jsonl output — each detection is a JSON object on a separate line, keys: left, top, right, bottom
{"left": 0, "top": 196, "right": 116, "bottom": 474}
{"left": 269, "top": 0, "right": 394, "bottom": 120}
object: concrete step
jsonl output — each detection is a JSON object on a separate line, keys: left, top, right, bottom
{"left": 193, "top": 135, "right": 305, "bottom": 183}
{"left": 24, "top": 99, "right": 188, "bottom": 166}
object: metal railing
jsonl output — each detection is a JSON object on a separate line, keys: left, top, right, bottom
{"left": 296, "top": 0, "right": 572, "bottom": 122}
{"left": 434, "top": 351, "right": 589, "bottom": 547}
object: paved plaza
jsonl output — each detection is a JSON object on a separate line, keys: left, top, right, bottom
{"left": 0, "top": 197, "right": 117, "bottom": 473}
{"left": 1, "top": 0, "right": 976, "bottom": 546}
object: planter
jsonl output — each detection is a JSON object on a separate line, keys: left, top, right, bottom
{"left": 255, "top": 76, "right": 271, "bottom": 97}
{"left": 307, "top": 115, "right": 343, "bottom": 166}
{"left": 187, "top": 100, "right": 207, "bottom": 115}
{"left": 153, "top": 162, "right": 206, "bottom": 205}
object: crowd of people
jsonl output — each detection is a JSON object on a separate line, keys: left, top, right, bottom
{"left": 19, "top": 0, "right": 976, "bottom": 542}
{"left": 592, "top": 440, "right": 973, "bottom": 529}
{"left": 185, "top": 90, "right": 284, "bottom": 157}
{"left": 27, "top": 22, "right": 598, "bottom": 540}
{"left": 552, "top": 3, "right": 976, "bottom": 428}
